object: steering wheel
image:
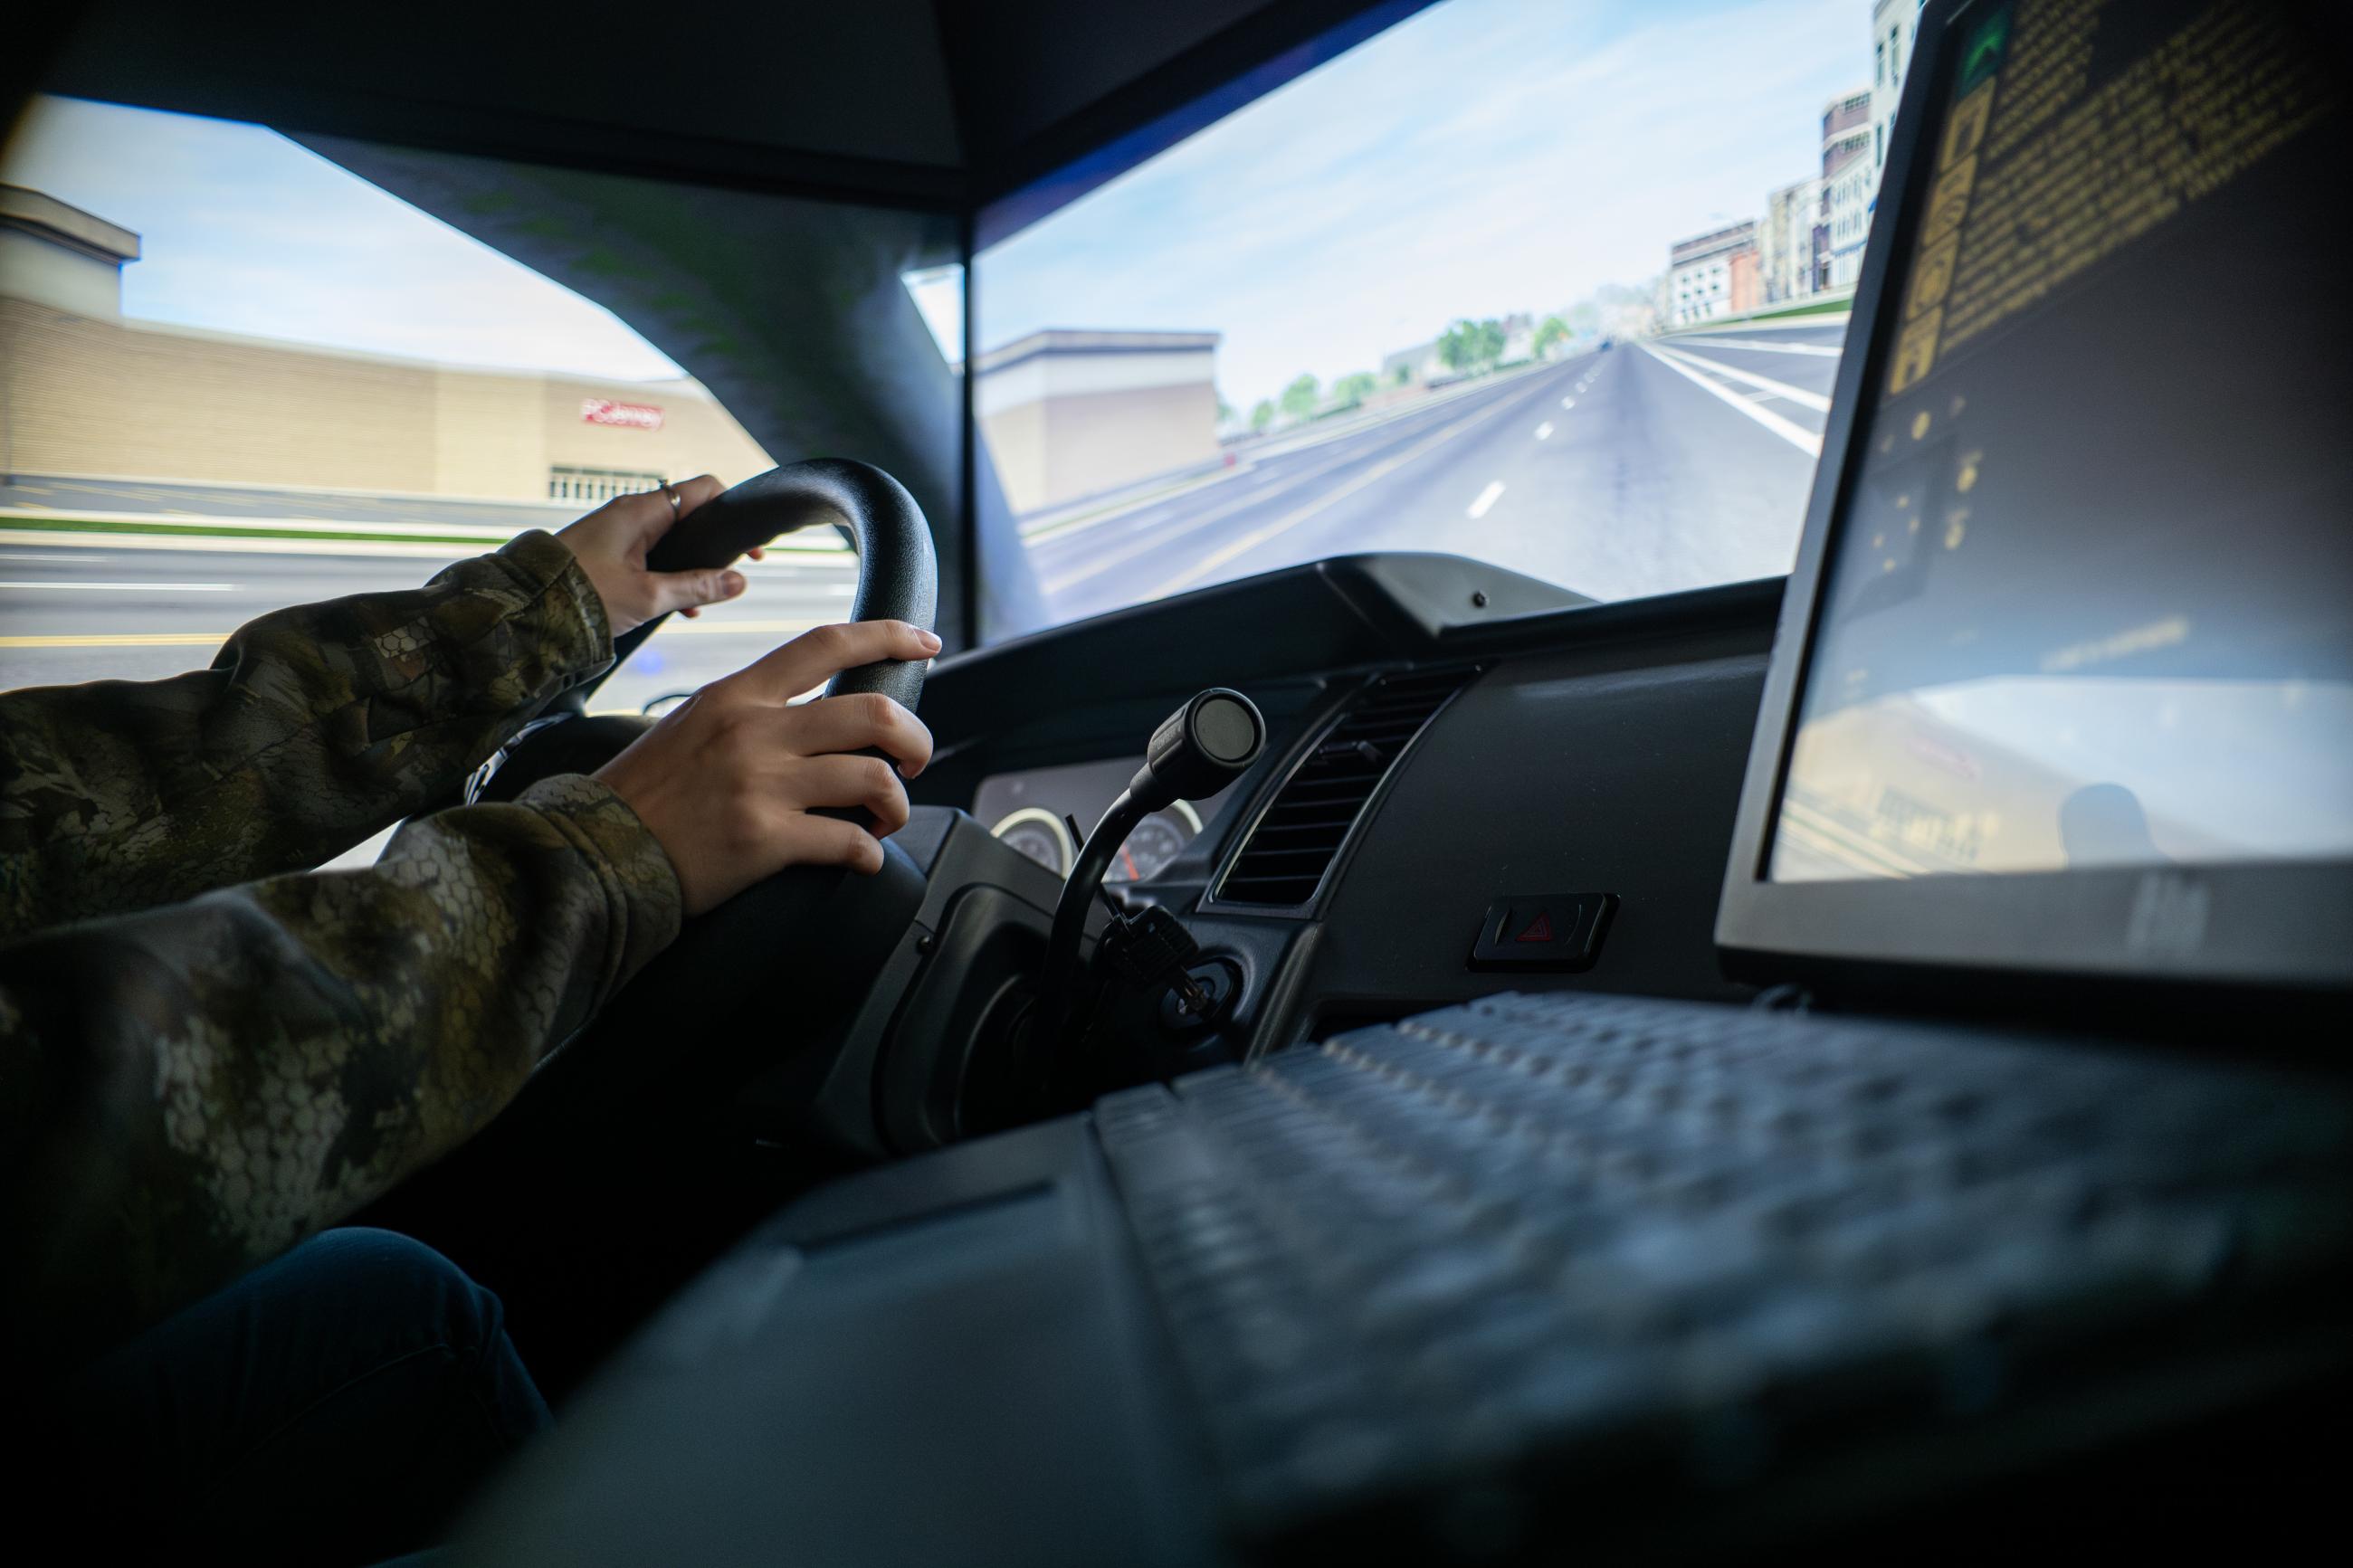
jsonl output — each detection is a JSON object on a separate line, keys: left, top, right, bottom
{"left": 473, "top": 459, "right": 936, "bottom": 793}
{"left": 462, "top": 458, "right": 939, "bottom": 1139}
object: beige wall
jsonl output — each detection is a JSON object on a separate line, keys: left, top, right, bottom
{"left": 977, "top": 397, "right": 1050, "bottom": 518}
{"left": 0, "top": 296, "right": 771, "bottom": 500}
{"left": 0, "top": 229, "right": 124, "bottom": 319}
{"left": 1043, "top": 381, "right": 1219, "bottom": 510}
{"left": 981, "top": 380, "right": 1219, "bottom": 515}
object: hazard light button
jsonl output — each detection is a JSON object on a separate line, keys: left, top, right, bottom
{"left": 1468, "top": 893, "right": 1617, "bottom": 971}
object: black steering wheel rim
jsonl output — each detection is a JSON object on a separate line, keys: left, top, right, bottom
{"left": 598, "top": 457, "right": 938, "bottom": 709}
{"left": 470, "top": 458, "right": 937, "bottom": 806}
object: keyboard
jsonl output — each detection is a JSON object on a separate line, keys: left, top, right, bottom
{"left": 1093, "top": 992, "right": 2353, "bottom": 1548}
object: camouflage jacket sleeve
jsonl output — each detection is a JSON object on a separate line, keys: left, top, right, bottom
{"left": 0, "top": 529, "right": 614, "bottom": 935}
{"left": 0, "top": 773, "right": 683, "bottom": 1364}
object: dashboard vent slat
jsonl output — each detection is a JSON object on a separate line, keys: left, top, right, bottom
{"left": 1213, "top": 665, "right": 1478, "bottom": 909}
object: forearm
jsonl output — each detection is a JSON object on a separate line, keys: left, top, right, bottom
{"left": 0, "top": 774, "right": 680, "bottom": 1364}
{"left": 0, "top": 531, "right": 613, "bottom": 936}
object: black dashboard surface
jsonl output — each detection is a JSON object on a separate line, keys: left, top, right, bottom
{"left": 912, "top": 554, "right": 1785, "bottom": 1030}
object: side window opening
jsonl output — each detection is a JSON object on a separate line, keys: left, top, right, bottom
{"left": 2, "top": 94, "right": 962, "bottom": 721}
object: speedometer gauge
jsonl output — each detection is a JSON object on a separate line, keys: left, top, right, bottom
{"left": 990, "top": 806, "right": 1074, "bottom": 876}
{"left": 1106, "top": 801, "right": 1205, "bottom": 883}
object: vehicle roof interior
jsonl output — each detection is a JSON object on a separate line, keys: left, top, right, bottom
{"left": 18, "top": 0, "right": 1415, "bottom": 222}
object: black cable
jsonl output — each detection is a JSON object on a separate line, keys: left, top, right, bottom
{"left": 1036, "top": 788, "right": 1148, "bottom": 1064}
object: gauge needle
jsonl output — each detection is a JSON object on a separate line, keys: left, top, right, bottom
{"left": 1121, "top": 846, "right": 1140, "bottom": 880}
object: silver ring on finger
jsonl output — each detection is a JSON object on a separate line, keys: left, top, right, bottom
{"left": 662, "top": 482, "right": 682, "bottom": 520}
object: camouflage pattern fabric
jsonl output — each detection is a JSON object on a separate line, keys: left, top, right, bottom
{"left": 0, "top": 532, "right": 683, "bottom": 1362}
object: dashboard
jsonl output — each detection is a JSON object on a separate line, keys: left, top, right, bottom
{"left": 972, "top": 757, "right": 1235, "bottom": 884}
{"left": 910, "top": 555, "right": 1786, "bottom": 1050}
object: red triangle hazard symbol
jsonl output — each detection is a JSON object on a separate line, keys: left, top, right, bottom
{"left": 1514, "top": 910, "right": 1554, "bottom": 944}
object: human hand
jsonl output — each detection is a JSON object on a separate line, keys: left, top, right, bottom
{"left": 554, "top": 475, "right": 771, "bottom": 637}
{"left": 593, "top": 620, "right": 942, "bottom": 915}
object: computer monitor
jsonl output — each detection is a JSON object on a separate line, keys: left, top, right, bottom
{"left": 1718, "top": 0, "right": 2353, "bottom": 992}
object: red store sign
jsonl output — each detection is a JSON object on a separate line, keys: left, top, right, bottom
{"left": 581, "top": 398, "right": 664, "bottom": 431}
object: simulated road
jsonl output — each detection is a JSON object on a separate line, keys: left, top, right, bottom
{"left": 0, "top": 321, "right": 1847, "bottom": 711}
{"left": 1030, "top": 319, "right": 1848, "bottom": 623}
{"left": 0, "top": 543, "right": 860, "bottom": 713}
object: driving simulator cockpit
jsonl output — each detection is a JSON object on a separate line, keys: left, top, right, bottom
{"left": 5, "top": 1, "right": 2351, "bottom": 1563}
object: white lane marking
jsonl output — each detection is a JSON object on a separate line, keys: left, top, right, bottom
{"left": 1044, "top": 375, "right": 1533, "bottom": 593}
{"left": 1560, "top": 396, "right": 1577, "bottom": 410}
{"left": 0, "top": 551, "right": 106, "bottom": 563}
{"left": 1534, "top": 422, "right": 1554, "bottom": 441}
{"left": 1671, "top": 335, "right": 1843, "bottom": 356}
{"left": 1647, "top": 341, "right": 1831, "bottom": 412}
{"left": 1639, "top": 344, "right": 1823, "bottom": 456}
{"left": 0, "top": 579, "right": 237, "bottom": 592}
{"left": 1467, "top": 480, "right": 1507, "bottom": 519}
{"left": 1143, "top": 375, "right": 1556, "bottom": 599}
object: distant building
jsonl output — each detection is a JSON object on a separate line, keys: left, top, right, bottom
{"left": 1821, "top": 88, "right": 1876, "bottom": 288}
{"left": 974, "top": 328, "right": 1221, "bottom": 515}
{"left": 1499, "top": 311, "right": 1537, "bottom": 364}
{"left": 1872, "top": 0, "right": 1928, "bottom": 179}
{"left": 1762, "top": 177, "right": 1822, "bottom": 302}
{"left": 0, "top": 185, "right": 770, "bottom": 508}
{"left": 1667, "top": 221, "right": 1759, "bottom": 328}
{"left": 1381, "top": 340, "right": 1447, "bottom": 386}
{"left": 1728, "top": 247, "right": 1762, "bottom": 315}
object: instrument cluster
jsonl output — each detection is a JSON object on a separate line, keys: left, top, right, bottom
{"left": 973, "top": 756, "right": 1235, "bottom": 884}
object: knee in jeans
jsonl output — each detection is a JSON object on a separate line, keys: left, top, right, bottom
{"left": 307, "top": 1227, "right": 508, "bottom": 1364}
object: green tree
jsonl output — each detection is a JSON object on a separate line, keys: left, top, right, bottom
{"left": 1329, "top": 370, "right": 1380, "bottom": 409}
{"left": 1438, "top": 318, "right": 1510, "bottom": 374}
{"left": 1533, "top": 315, "right": 1569, "bottom": 356}
{"left": 1279, "top": 373, "right": 1322, "bottom": 420}
{"left": 1216, "top": 393, "right": 1236, "bottom": 425}
{"left": 1250, "top": 398, "right": 1277, "bottom": 433}
{"left": 1437, "top": 318, "right": 1481, "bottom": 373}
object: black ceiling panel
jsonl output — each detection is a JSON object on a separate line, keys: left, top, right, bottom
{"left": 39, "top": 0, "right": 967, "bottom": 205}
{"left": 22, "top": 0, "right": 1420, "bottom": 226}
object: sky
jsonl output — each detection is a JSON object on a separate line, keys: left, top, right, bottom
{"left": 1, "top": 94, "right": 684, "bottom": 381}
{"left": 976, "top": 0, "right": 1868, "bottom": 410}
{"left": 3, "top": 0, "right": 1870, "bottom": 404}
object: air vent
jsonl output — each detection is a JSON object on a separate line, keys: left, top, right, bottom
{"left": 1213, "top": 665, "right": 1478, "bottom": 908}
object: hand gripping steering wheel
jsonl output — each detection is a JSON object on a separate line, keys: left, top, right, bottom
{"left": 473, "top": 458, "right": 937, "bottom": 798}
{"left": 461, "top": 460, "right": 939, "bottom": 1145}
{"left": 610, "top": 459, "right": 937, "bottom": 708}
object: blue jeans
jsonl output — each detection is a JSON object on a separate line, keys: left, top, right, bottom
{"left": 61, "top": 1227, "right": 550, "bottom": 1566}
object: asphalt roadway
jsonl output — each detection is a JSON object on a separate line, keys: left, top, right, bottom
{"left": 0, "top": 323, "right": 1847, "bottom": 713}
{"left": 0, "top": 543, "right": 862, "bottom": 713}
{"left": 1029, "top": 322, "right": 1849, "bottom": 623}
